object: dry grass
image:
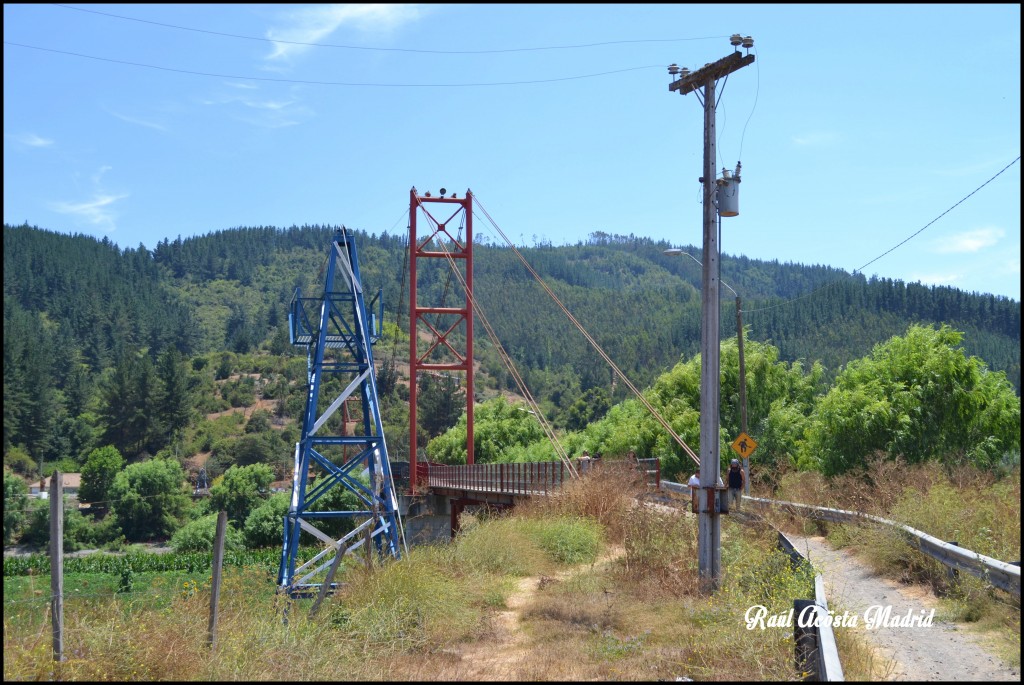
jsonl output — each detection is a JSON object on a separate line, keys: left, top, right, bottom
{"left": 517, "top": 460, "right": 647, "bottom": 544}
{"left": 6, "top": 466, "right": 855, "bottom": 681}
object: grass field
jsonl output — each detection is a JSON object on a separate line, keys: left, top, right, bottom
{"left": 3, "top": 464, "right": 868, "bottom": 681}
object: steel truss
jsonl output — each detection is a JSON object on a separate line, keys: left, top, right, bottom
{"left": 278, "top": 228, "right": 404, "bottom": 597}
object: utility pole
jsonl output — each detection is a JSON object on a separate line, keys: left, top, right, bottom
{"left": 669, "top": 36, "right": 754, "bottom": 591}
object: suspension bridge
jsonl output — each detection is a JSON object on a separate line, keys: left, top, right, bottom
{"left": 276, "top": 189, "right": 686, "bottom": 597}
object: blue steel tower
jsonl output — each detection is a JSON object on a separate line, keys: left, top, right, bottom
{"left": 278, "top": 228, "right": 405, "bottom": 596}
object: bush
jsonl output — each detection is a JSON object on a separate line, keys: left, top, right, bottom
{"left": 4, "top": 446, "right": 37, "bottom": 478}
{"left": 170, "top": 513, "right": 244, "bottom": 553}
{"left": 209, "top": 463, "right": 273, "bottom": 525}
{"left": 454, "top": 517, "right": 549, "bottom": 576}
{"left": 109, "top": 458, "right": 193, "bottom": 542}
{"left": 18, "top": 499, "right": 122, "bottom": 552}
{"left": 4, "top": 469, "right": 30, "bottom": 544}
{"left": 520, "top": 517, "right": 602, "bottom": 565}
{"left": 80, "top": 446, "right": 125, "bottom": 512}
{"left": 243, "top": 492, "right": 289, "bottom": 548}
{"left": 332, "top": 550, "right": 482, "bottom": 650}
{"left": 245, "top": 410, "right": 273, "bottom": 434}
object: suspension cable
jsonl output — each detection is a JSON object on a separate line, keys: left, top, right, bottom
{"left": 472, "top": 197, "right": 701, "bottom": 468}
{"left": 434, "top": 238, "right": 576, "bottom": 475}
{"left": 411, "top": 195, "right": 577, "bottom": 476}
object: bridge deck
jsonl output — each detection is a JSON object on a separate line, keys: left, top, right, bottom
{"left": 406, "top": 458, "right": 660, "bottom": 496}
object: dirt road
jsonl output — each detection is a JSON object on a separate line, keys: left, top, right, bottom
{"left": 790, "top": 534, "right": 1019, "bottom": 681}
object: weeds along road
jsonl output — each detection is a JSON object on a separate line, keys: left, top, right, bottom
{"left": 790, "top": 534, "right": 1019, "bottom": 682}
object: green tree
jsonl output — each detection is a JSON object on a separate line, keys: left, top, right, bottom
{"left": 243, "top": 491, "right": 290, "bottom": 548}
{"left": 154, "top": 347, "right": 193, "bottom": 445}
{"left": 98, "top": 352, "right": 157, "bottom": 457}
{"left": 427, "top": 396, "right": 546, "bottom": 464}
{"left": 109, "top": 458, "right": 192, "bottom": 541}
{"left": 79, "top": 445, "right": 125, "bottom": 514}
{"left": 805, "top": 324, "right": 1021, "bottom": 475}
{"left": 170, "top": 513, "right": 244, "bottom": 553}
{"left": 418, "top": 374, "right": 465, "bottom": 442}
{"left": 565, "top": 387, "right": 612, "bottom": 431}
{"left": 4, "top": 468, "right": 30, "bottom": 544}
{"left": 208, "top": 463, "right": 274, "bottom": 525}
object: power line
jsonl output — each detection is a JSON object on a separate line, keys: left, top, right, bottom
{"left": 742, "top": 155, "right": 1021, "bottom": 315}
{"left": 3, "top": 41, "right": 663, "bottom": 87}
{"left": 52, "top": 4, "right": 728, "bottom": 55}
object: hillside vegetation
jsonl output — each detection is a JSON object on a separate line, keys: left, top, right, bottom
{"left": 3, "top": 222, "right": 1020, "bottom": 550}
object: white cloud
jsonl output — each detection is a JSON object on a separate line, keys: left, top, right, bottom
{"left": 10, "top": 132, "right": 54, "bottom": 147}
{"left": 932, "top": 227, "right": 1004, "bottom": 254}
{"left": 244, "top": 99, "right": 296, "bottom": 111}
{"left": 51, "top": 193, "right": 128, "bottom": 233}
{"left": 908, "top": 271, "right": 963, "bottom": 287}
{"left": 265, "top": 4, "right": 423, "bottom": 61}
{"left": 201, "top": 87, "right": 313, "bottom": 128}
{"left": 51, "top": 166, "right": 127, "bottom": 232}
{"left": 106, "top": 109, "right": 167, "bottom": 132}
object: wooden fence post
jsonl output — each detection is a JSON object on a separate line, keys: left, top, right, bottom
{"left": 208, "top": 511, "right": 227, "bottom": 648}
{"left": 50, "top": 471, "right": 64, "bottom": 662}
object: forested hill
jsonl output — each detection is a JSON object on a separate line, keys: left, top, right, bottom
{"left": 0, "top": 221, "right": 1016, "bottom": 434}
{"left": 6, "top": 222, "right": 1019, "bottom": 394}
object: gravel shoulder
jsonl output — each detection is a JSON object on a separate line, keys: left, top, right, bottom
{"left": 790, "top": 534, "right": 1019, "bottom": 682}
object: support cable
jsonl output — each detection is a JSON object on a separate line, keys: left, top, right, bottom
{"left": 473, "top": 197, "right": 701, "bottom": 468}
{"left": 411, "top": 195, "right": 577, "bottom": 476}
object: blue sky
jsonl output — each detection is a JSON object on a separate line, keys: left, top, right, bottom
{"left": 4, "top": 4, "right": 1020, "bottom": 300}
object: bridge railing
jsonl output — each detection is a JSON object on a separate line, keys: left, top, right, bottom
{"left": 428, "top": 461, "right": 572, "bottom": 495}
{"left": 403, "top": 457, "right": 661, "bottom": 496}
{"left": 635, "top": 458, "right": 661, "bottom": 489}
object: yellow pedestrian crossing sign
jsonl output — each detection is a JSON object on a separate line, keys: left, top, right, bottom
{"left": 731, "top": 432, "right": 757, "bottom": 458}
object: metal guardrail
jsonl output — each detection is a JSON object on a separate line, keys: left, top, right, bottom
{"left": 793, "top": 574, "right": 845, "bottom": 682}
{"left": 745, "top": 496, "right": 1022, "bottom": 598}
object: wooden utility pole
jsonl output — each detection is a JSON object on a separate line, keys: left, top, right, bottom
{"left": 49, "top": 471, "right": 64, "bottom": 662}
{"left": 669, "top": 45, "right": 754, "bottom": 591}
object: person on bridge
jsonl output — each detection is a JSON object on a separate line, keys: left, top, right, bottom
{"left": 727, "top": 459, "right": 746, "bottom": 511}
{"left": 579, "top": 450, "right": 592, "bottom": 474}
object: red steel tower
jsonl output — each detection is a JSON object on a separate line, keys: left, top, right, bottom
{"left": 409, "top": 187, "right": 475, "bottom": 491}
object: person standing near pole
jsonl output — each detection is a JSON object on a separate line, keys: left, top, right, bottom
{"left": 579, "top": 450, "right": 592, "bottom": 474}
{"left": 727, "top": 459, "right": 745, "bottom": 511}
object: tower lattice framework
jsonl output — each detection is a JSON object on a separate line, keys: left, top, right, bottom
{"left": 278, "top": 228, "right": 404, "bottom": 596}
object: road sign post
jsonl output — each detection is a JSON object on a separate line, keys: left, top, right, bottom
{"left": 731, "top": 433, "right": 757, "bottom": 497}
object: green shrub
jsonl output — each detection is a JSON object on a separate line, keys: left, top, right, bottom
{"left": 170, "top": 513, "right": 244, "bottom": 553}
{"left": 333, "top": 552, "right": 481, "bottom": 649}
{"left": 454, "top": 517, "right": 547, "bottom": 576}
{"left": 19, "top": 499, "right": 120, "bottom": 552}
{"left": 243, "top": 492, "right": 289, "bottom": 548}
{"left": 4, "top": 469, "right": 30, "bottom": 544}
{"left": 521, "top": 517, "right": 602, "bottom": 565}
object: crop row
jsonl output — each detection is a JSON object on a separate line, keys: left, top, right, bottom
{"left": 2, "top": 548, "right": 313, "bottom": 577}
